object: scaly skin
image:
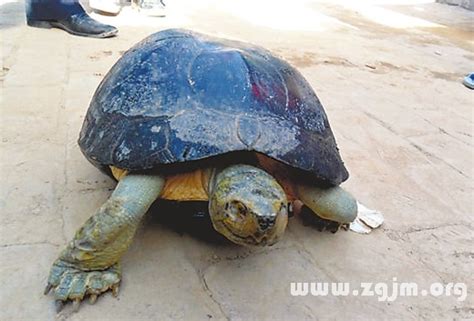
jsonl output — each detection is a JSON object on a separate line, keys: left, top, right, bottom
{"left": 45, "top": 174, "right": 164, "bottom": 311}
{"left": 297, "top": 184, "right": 357, "bottom": 224}
{"left": 208, "top": 165, "right": 288, "bottom": 246}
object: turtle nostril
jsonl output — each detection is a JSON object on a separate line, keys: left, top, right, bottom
{"left": 258, "top": 216, "right": 275, "bottom": 231}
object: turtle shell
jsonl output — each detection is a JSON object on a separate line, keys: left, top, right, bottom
{"left": 79, "top": 29, "right": 349, "bottom": 185}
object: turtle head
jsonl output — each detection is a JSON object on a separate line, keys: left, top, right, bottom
{"left": 209, "top": 165, "right": 288, "bottom": 246}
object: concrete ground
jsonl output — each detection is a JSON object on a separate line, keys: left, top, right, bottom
{"left": 1, "top": 0, "right": 473, "bottom": 320}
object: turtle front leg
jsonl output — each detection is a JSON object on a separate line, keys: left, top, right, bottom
{"left": 45, "top": 174, "right": 164, "bottom": 312}
{"left": 296, "top": 184, "right": 357, "bottom": 231}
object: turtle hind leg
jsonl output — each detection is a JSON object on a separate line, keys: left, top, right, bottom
{"left": 45, "top": 173, "right": 164, "bottom": 312}
{"left": 299, "top": 205, "right": 342, "bottom": 233}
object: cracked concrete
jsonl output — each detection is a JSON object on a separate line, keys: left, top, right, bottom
{"left": 1, "top": 0, "right": 473, "bottom": 320}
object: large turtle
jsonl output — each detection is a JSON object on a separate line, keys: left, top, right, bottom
{"left": 45, "top": 29, "right": 360, "bottom": 311}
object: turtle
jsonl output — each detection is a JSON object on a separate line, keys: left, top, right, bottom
{"left": 44, "top": 28, "right": 359, "bottom": 311}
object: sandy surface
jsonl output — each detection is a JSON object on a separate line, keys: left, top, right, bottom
{"left": 1, "top": 0, "right": 473, "bottom": 320}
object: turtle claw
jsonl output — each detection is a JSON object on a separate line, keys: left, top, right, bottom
{"left": 55, "top": 300, "right": 64, "bottom": 313}
{"left": 72, "top": 299, "right": 81, "bottom": 312}
{"left": 89, "top": 294, "right": 98, "bottom": 305}
{"left": 111, "top": 284, "right": 120, "bottom": 297}
{"left": 44, "top": 259, "right": 121, "bottom": 312}
{"left": 44, "top": 283, "right": 53, "bottom": 295}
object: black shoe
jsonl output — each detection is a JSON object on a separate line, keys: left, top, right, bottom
{"left": 27, "top": 12, "right": 118, "bottom": 38}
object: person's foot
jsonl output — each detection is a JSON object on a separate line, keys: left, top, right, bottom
{"left": 463, "top": 73, "right": 474, "bottom": 89}
{"left": 27, "top": 12, "right": 118, "bottom": 38}
{"left": 136, "top": 0, "right": 166, "bottom": 17}
{"left": 89, "top": 0, "right": 122, "bottom": 15}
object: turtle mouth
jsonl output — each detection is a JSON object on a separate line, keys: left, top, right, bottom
{"left": 219, "top": 221, "right": 278, "bottom": 247}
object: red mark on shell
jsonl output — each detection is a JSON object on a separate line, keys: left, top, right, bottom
{"left": 251, "top": 77, "right": 300, "bottom": 112}
{"left": 251, "top": 82, "right": 263, "bottom": 100}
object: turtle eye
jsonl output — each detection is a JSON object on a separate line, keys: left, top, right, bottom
{"left": 227, "top": 200, "right": 248, "bottom": 217}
